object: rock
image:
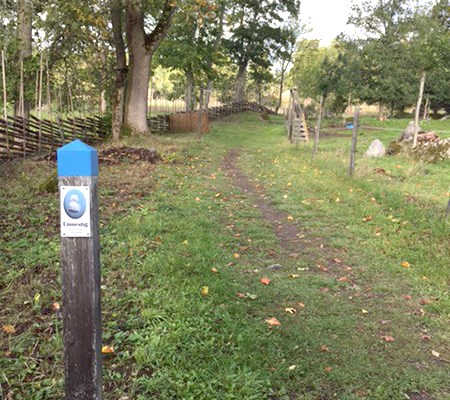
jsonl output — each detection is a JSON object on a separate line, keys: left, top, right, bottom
{"left": 365, "top": 139, "right": 385, "bottom": 157}
{"left": 417, "top": 132, "right": 439, "bottom": 142}
{"left": 398, "top": 121, "right": 425, "bottom": 142}
{"left": 267, "top": 264, "right": 283, "bottom": 270}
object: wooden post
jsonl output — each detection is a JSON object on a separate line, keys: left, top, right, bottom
{"left": 349, "top": 105, "right": 359, "bottom": 176}
{"left": 197, "top": 87, "right": 204, "bottom": 138}
{"left": 312, "top": 95, "right": 323, "bottom": 161}
{"left": 57, "top": 140, "right": 102, "bottom": 400}
{"left": 1, "top": 50, "right": 9, "bottom": 155}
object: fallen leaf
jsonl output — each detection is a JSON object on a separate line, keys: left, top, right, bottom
{"left": 324, "top": 367, "right": 333, "bottom": 372}
{"left": 317, "top": 265, "right": 329, "bottom": 272}
{"left": 298, "top": 302, "right": 305, "bottom": 308}
{"left": 182, "top": 240, "right": 189, "bottom": 245}
{"left": 265, "top": 317, "right": 281, "bottom": 326}
{"left": 195, "top": 197, "right": 201, "bottom": 202}
{"left": 404, "top": 295, "right": 413, "bottom": 300}
{"left": 361, "top": 309, "right": 369, "bottom": 314}
{"left": 246, "top": 293, "right": 258, "bottom": 300}
{"left": 288, "top": 365, "right": 296, "bottom": 370}
{"left": 333, "top": 258, "right": 342, "bottom": 263}
{"left": 288, "top": 274, "right": 299, "bottom": 279}
{"left": 101, "top": 345, "right": 114, "bottom": 354}
{"left": 260, "top": 277, "right": 271, "bottom": 285}
{"left": 52, "top": 302, "right": 60, "bottom": 311}
{"left": 287, "top": 215, "right": 294, "bottom": 221}
{"left": 422, "top": 276, "right": 429, "bottom": 281}
{"left": 200, "top": 286, "right": 209, "bottom": 297}
{"left": 400, "top": 261, "right": 411, "bottom": 268}
{"left": 214, "top": 193, "right": 221, "bottom": 197}
{"left": 419, "top": 299, "right": 431, "bottom": 305}
{"left": 421, "top": 335, "right": 431, "bottom": 341}
{"left": 380, "top": 335, "right": 395, "bottom": 342}
{"left": 211, "top": 268, "right": 218, "bottom": 273}
{"left": 337, "top": 276, "right": 350, "bottom": 282}
{"left": 320, "top": 345, "right": 330, "bottom": 352}
{"left": 2, "top": 325, "right": 16, "bottom": 334}
{"left": 432, "top": 350, "right": 440, "bottom": 358}
{"left": 233, "top": 253, "right": 240, "bottom": 259}
{"left": 362, "top": 216, "right": 373, "bottom": 222}
{"left": 285, "top": 307, "right": 297, "bottom": 314}
{"left": 236, "top": 293, "right": 246, "bottom": 298}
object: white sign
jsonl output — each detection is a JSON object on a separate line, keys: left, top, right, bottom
{"left": 60, "top": 186, "right": 91, "bottom": 237}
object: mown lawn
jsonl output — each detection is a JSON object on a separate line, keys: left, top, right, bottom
{"left": 1, "top": 112, "right": 449, "bottom": 399}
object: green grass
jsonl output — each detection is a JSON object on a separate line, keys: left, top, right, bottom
{"left": 1, "top": 113, "right": 450, "bottom": 399}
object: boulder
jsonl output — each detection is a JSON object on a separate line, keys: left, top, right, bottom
{"left": 365, "top": 139, "right": 386, "bottom": 158}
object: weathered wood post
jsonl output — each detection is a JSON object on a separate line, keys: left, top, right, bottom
{"left": 57, "top": 139, "right": 102, "bottom": 399}
{"left": 349, "top": 105, "right": 359, "bottom": 176}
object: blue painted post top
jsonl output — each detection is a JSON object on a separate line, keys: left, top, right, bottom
{"left": 57, "top": 139, "right": 98, "bottom": 177}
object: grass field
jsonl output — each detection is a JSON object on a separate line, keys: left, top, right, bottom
{"left": 1, "top": 113, "right": 449, "bottom": 399}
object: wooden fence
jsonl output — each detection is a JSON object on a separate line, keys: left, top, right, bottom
{"left": 0, "top": 102, "right": 276, "bottom": 160}
{"left": 0, "top": 115, "right": 108, "bottom": 160}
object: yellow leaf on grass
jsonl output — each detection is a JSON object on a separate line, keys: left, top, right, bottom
{"left": 287, "top": 215, "right": 294, "bottom": 221}
{"left": 52, "top": 302, "right": 61, "bottom": 311}
{"left": 361, "top": 309, "right": 369, "bottom": 314}
{"left": 265, "top": 317, "right": 281, "bottom": 326}
{"left": 401, "top": 261, "right": 410, "bottom": 268}
{"left": 432, "top": 350, "right": 440, "bottom": 358}
{"left": 200, "top": 286, "right": 209, "bottom": 296}
{"left": 101, "top": 345, "right": 114, "bottom": 354}
{"left": 233, "top": 253, "right": 240, "bottom": 259}
{"left": 211, "top": 268, "right": 218, "bottom": 273}
{"left": 285, "top": 307, "right": 296, "bottom": 314}
{"left": 2, "top": 325, "right": 16, "bottom": 334}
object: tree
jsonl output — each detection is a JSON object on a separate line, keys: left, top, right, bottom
{"left": 274, "top": 21, "right": 303, "bottom": 114}
{"left": 224, "top": 0, "right": 300, "bottom": 103}
{"left": 123, "top": 0, "right": 176, "bottom": 134}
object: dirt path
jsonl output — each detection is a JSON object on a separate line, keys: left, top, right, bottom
{"left": 222, "top": 149, "right": 303, "bottom": 254}
{"left": 222, "top": 148, "right": 351, "bottom": 277}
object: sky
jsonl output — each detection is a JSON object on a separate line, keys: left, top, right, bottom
{"left": 299, "top": 0, "right": 359, "bottom": 45}
{"left": 299, "top": 0, "right": 433, "bottom": 46}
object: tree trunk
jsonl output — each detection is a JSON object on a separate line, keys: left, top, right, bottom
{"left": 413, "top": 71, "right": 426, "bottom": 148}
{"left": 124, "top": 0, "right": 176, "bottom": 134}
{"left": 205, "top": 3, "right": 225, "bottom": 108}
{"left": 423, "top": 95, "right": 429, "bottom": 120}
{"left": 185, "top": 69, "right": 195, "bottom": 112}
{"left": 234, "top": 63, "right": 247, "bottom": 103}
{"left": 15, "top": 0, "right": 32, "bottom": 119}
{"left": 275, "top": 61, "right": 286, "bottom": 114}
{"left": 110, "top": 0, "right": 127, "bottom": 141}
{"left": 378, "top": 103, "right": 385, "bottom": 121}
{"left": 312, "top": 95, "right": 323, "bottom": 161}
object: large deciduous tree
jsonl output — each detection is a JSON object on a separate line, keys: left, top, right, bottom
{"left": 224, "top": 0, "right": 300, "bottom": 103}
{"left": 123, "top": 0, "right": 176, "bottom": 134}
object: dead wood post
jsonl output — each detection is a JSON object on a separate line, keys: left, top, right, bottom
{"left": 57, "top": 139, "right": 102, "bottom": 400}
{"left": 1, "top": 50, "right": 9, "bottom": 155}
{"left": 312, "top": 95, "right": 323, "bottom": 161}
{"left": 197, "top": 87, "right": 204, "bottom": 139}
{"left": 349, "top": 105, "right": 359, "bottom": 176}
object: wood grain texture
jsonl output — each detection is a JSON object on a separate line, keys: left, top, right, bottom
{"left": 59, "top": 176, "right": 102, "bottom": 399}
